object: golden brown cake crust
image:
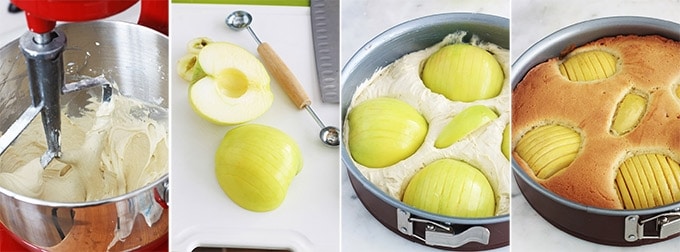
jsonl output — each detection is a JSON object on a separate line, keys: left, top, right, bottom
{"left": 512, "top": 35, "right": 680, "bottom": 209}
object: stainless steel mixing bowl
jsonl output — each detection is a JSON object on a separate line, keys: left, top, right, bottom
{"left": 341, "top": 13, "right": 509, "bottom": 251}
{"left": 0, "top": 21, "right": 168, "bottom": 251}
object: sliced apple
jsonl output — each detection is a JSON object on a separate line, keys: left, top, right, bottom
{"left": 624, "top": 160, "right": 648, "bottom": 209}
{"left": 646, "top": 155, "right": 673, "bottom": 204}
{"left": 348, "top": 97, "right": 428, "bottom": 168}
{"left": 616, "top": 165, "right": 634, "bottom": 209}
{"left": 176, "top": 37, "right": 213, "bottom": 83}
{"left": 434, "top": 105, "right": 498, "bottom": 148}
{"left": 667, "top": 156, "right": 680, "bottom": 201}
{"left": 187, "top": 37, "right": 213, "bottom": 54}
{"left": 501, "top": 123, "right": 510, "bottom": 160}
{"left": 616, "top": 154, "right": 680, "bottom": 209}
{"left": 215, "top": 124, "right": 302, "bottom": 212}
{"left": 402, "top": 159, "right": 495, "bottom": 218}
{"left": 176, "top": 53, "right": 206, "bottom": 83}
{"left": 661, "top": 155, "right": 680, "bottom": 202}
{"left": 611, "top": 93, "right": 646, "bottom": 136}
{"left": 421, "top": 44, "right": 504, "bottom": 102}
{"left": 189, "top": 42, "right": 273, "bottom": 125}
{"left": 515, "top": 124, "right": 581, "bottom": 179}
{"left": 559, "top": 50, "right": 617, "bottom": 81}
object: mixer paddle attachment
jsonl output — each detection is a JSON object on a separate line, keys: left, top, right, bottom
{"left": 0, "top": 29, "right": 112, "bottom": 168}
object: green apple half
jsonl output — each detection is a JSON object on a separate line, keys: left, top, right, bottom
{"left": 215, "top": 124, "right": 303, "bottom": 212}
{"left": 402, "top": 159, "right": 496, "bottom": 218}
{"left": 189, "top": 42, "right": 274, "bottom": 125}
{"left": 421, "top": 44, "right": 504, "bottom": 102}
{"left": 348, "top": 97, "right": 428, "bottom": 168}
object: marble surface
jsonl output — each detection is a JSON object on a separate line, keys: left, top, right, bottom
{"left": 511, "top": 0, "right": 680, "bottom": 62}
{"left": 511, "top": 0, "right": 680, "bottom": 251}
{"left": 341, "top": 0, "right": 509, "bottom": 66}
{"left": 340, "top": 1, "right": 509, "bottom": 251}
{"left": 0, "top": 1, "right": 26, "bottom": 47}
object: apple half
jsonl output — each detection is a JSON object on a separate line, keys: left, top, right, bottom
{"left": 421, "top": 44, "right": 504, "bottom": 102}
{"left": 348, "top": 97, "right": 428, "bottom": 168}
{"left": 515, "top": 124, "right": 581, "bottom": 179}
{"left": 615, "top": 153, "right": 680, "bottom": 209}
{"left": 189, "top": 42, "right": 273, "bottom": 125}
{"left": 215, "top": 124, "right": 303, "bottom": 212}
{"left": 402, "top": 159, "right": 496, "bottom": 218}
{"left": 559, "top": 50, "right": 617, "bottom": 81}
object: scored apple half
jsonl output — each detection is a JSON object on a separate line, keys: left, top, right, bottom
{"left": 421, "top": 43, "right": 504, "bottom": 102}
{"left": 184, "top": 41, "right": 274, "bottom": 125}
{"left": 347, "top": 97, "right": 428, "bottom": 168}
{"left": 215, "top": 124, "right": 303, "bottom": 212}
{"left": 615, "top": 153, "right": 680, "bottom": 210}
{"left": 515, "top": 124, "right": 582, "bottom": 179}
{"left": 559, "top": 50, "right": 618, "bottom": 82}
{"left": 402, "top": 159, "right": 496, "bottom": 218}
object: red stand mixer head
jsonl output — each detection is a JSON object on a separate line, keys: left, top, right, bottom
{"left": 11, "top": 0, "right": 168, "bottom": 34}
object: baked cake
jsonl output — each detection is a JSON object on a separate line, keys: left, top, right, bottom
{"left": 512, "top": 35, "right": 680, "bottom": 209}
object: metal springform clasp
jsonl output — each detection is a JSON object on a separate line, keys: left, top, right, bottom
{"left": 624, "top": 211, "right": 680, "bottom": 242}
{"left": 396, "top": 209, "right": 490, "bottom": 248}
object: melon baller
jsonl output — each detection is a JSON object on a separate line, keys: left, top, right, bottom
{"left": 226, "top": 10, "right": 340, "bottom": 147}
{"left": 0, "top": 0, "right": 167, "bottom": 168}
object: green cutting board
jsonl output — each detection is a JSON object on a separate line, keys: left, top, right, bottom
{"left": 171, "top": 0, "right": 309, "bottom": 6}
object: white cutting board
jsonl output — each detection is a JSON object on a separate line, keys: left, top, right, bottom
{"left": 170, "top": 4, "right": 340, "bottom": 252}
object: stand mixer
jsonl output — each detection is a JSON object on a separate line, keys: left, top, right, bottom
{"left": 0, "top": 1, "right": 169, "bottom": 251}
{"left": 0, "top": 0, "right": 167, "bottom": 167}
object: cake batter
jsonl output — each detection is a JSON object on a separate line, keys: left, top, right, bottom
{"left": 0, "top": 86, "right": 167, "bottom": 203}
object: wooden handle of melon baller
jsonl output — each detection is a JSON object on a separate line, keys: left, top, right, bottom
{"left": 257, "top": 42, "right": 311, "bottom": 109}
